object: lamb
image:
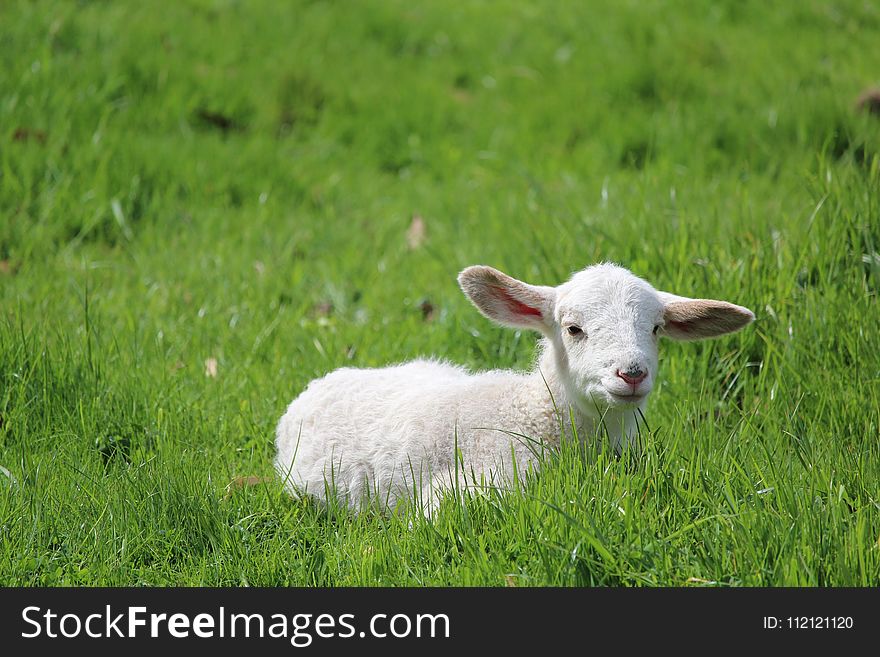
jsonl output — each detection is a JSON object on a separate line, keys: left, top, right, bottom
{"left": 274, "top": 263, "right": 754, "bottom": 513}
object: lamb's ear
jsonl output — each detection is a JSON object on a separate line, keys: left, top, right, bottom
{"left": 458, "top": 265, "right": 556, "bottom": 334}
{"left": 658, "top": 291, "right": 755, "bottom": 341}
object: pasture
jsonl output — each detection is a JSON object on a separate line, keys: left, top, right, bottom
{"left": 1, "top": 0, "right": 879, "bottom": 585}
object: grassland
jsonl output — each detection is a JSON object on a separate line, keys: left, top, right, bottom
{"left": 1, "top": 0, "right": 879, "bottom": 586}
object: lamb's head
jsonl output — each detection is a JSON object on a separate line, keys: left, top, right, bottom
{"left": 458, "top": 263, "right": 754, "bottom": 416}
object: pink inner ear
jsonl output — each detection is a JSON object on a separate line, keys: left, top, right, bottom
{"left": 494, "top": 286, "right": 542, "bottom": 318}
{"left": 669, "top": 320, "right": 692, "bottom": 333}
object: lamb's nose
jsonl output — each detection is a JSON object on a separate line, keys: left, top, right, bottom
{"left": 616, "top": 367, "right": 647, "bottom": 385}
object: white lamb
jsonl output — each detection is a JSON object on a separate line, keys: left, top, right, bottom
{"left": 275, "top": 263, "right": 754, "bottom": 512}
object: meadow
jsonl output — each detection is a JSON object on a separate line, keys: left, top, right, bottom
{"left": 1, "top": 0, "right": 879, "bottom": 586}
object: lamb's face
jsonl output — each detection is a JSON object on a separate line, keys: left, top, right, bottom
{"left": 458, "top": 262, "right": 754, "bottom": 415}
{"left": 553, "top": 266, "right": 664, "bottom": 410}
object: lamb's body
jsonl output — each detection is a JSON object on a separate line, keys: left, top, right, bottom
{"left": 275, "top": 350, "right": 608, "bottom": 510}
{"left": 274, "top": 263, "right": 754, "bottom": 513}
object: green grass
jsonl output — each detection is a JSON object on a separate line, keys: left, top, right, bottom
{"left": 2, "top": 0, "right": 880, "bottom": 586}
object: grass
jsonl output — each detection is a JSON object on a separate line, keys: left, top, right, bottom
{"left": 1, "top": 0, "right": 879, "bottom": 586}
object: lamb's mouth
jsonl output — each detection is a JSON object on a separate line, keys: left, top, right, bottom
{"left": 582, "top": 390, "right": 647, "bottom": 413}
{"left": 607, "top": 391, "right": 647, "bottom": 405}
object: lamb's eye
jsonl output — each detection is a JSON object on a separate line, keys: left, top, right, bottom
{"left": 567, "top": 325, "right": 583, "bottom": 337}
{"left": 653, "top": 324, "right": 660, "bottom": 335}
